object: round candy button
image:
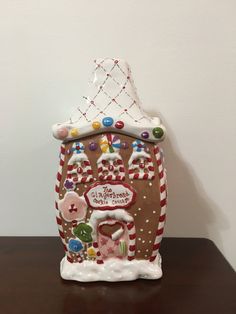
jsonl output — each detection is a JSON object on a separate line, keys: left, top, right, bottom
{"left": 70, "top": 128, "right": 79, "bottom": 137}
{"left": 68, "top": 239, "right": 83, "bottom": 253}
{"left": 153, "top": 127, "right": 164, "bottom": 139}
{"left": 57, "top": 127, "right": 68, "bottom": 139}
{"left": 102, "top": 117, "right": 114, "bottom": 127}
{"left": 92, "top": 121, "right": 101, "bottom": 130}
{"left": 89, "top": 142, "right": 98, "bottom": 151}
{"left": 141, "top": 131, "right": 149, "bottom": 139}
{"left": 115, "top": 121, "right": 124, "bottom": 129}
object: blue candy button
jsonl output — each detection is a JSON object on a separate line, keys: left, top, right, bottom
{"left": 68, "top": 239, "right": 83, "bottom": 253}
{"left": 102, "top": 117, "right": 114, "bottom": 127}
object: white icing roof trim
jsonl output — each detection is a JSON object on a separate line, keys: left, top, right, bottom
{"left": 52, "top": 58, "right": 166, "bottom": 143}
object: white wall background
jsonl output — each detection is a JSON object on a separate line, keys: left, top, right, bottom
{"left": 0, "top": 1, "right": 235, "bottom": 269}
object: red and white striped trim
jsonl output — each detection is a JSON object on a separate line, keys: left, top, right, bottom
{"left": 97, "top": 158, "right": 125, "bottom": 181}
{"left": 127, "top": 221, "right": 136, "bottom": 261}
{"left": 67, "top": 160, "right": 94, "bottom": 184}
{"left": 55, "top": 144, "right": 73, "bottom": 263}
{"left": 128, "top": 156, "right": 155, "bottom": 180}
{"left": 149, "top": 145, "right": 167, "bottom": 262}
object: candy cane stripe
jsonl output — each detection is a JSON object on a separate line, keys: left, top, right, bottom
{"left": 128, "top": 157, "right": 155, "bottom": 180}
{"left": 150, "top": 145, "right": 167, "bottom": 262}
{"left": 129, "top": 233, "right": 136, "bottom": 240}
{"left": 126, "top": 221, "right": 136, "bottom": 260}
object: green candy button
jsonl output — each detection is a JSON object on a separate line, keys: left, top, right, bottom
{"left": 152, "top": 127, "right": 164, "bottom": 139}
{"left": 73, "top": 223, "right": 93, "bottom": 243}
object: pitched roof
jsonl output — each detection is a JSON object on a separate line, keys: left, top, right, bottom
{"left": 52, "top": 58, "right": 165, "bottom": 142}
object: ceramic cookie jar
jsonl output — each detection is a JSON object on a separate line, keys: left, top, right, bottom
{"left": 52, "top": 58, "right": 167, "bottom": 282}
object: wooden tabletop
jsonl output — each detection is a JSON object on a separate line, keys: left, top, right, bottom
{"left": 0, "top": 237, "right": 235, "bottom": 314}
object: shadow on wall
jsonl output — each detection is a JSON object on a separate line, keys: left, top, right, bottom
{"left": 158, "top": 119, "right": 229, "bottom": 249}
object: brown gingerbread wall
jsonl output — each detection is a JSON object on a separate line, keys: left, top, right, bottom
{"left": 58, "top": 133, "right": 161, "bottom": 262}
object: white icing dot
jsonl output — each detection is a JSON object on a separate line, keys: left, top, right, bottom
{"left": 89, "top": 210, "right": 92, "bottom": 214}
{"left": 131, "top": 181, "right": 133, "bottom": 184}
{"left": 153, "top": 210, "right": 156, "bottom": 214}
{"left": 148, "top": 230, "right": 152, "bottom": 234}
{"left": 149, "top": 240, "right": 152, "bottom": 243}
{"left": 143, "top": 195, "right": 147, "bottom": 199}
{"left": 94, "top": 178, "right": 97, "bottom": 181}
{"left": 138, "top": 208, "right": 142, "bottom": 211}
{"left": 84, "top": 185, "right": 87, "bottom": 188}
{"left": 142, "top": 240, "right": 145, "bottom": 243}
{"left": 138, "top": 238, "right": 141, "bottom": 241}
{"left": 137, "top": 250, "right": 141, "bottom": 253}
{"left": 64, "top": 230, "right": 67, "bottom": 233}
{"left": 140, "top": 228, "right": 143, "bottom": 232}
{"left": 149, "top": 182, "right": 152, "bottom": 186}
{"left": 60, "top": 194, "right": 63, "bottom": 197}
{"left": 146, "top": 219, "right": 149, "bottom": 223}
{"left": 146, "top": 249, "right": 149, "bottom": 252}
{"left": 144, "top": 254, "right": 148, "bottom": 258}
{"left": 134, "top": 213, "right": 137, "bottom": 216}
{"left": 64, "top": 223, "right": 67, "bottom": 226}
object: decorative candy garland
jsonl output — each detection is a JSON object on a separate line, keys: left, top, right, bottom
{"left": 128, "top": 140, "right": 155, "bottom": 180}
{"left": 149, "top": 145, "right": 167, "bottom": 262}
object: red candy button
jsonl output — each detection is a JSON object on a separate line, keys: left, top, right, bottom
{"left": 115, "top": 121, "right": 124, "bottom": 129}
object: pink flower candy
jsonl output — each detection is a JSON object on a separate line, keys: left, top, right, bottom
{"left": 58, "top": 192, "right": 87, "bottom": 222}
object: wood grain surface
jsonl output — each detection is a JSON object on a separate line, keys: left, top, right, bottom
{"left": 0, "top": 237, "right": 235, "bottom": 314}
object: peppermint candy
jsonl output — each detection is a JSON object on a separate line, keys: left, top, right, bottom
{"left": 132, "top": 139, "right": 146, "bottom": 152}
{"left": 99, "top": 134, "right": 121, "bottom": 153}
{"left": 71, "top": 142, "right": 85, "bottom": 154}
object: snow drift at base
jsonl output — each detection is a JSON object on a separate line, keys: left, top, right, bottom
{"left": 60, "top": 255, "right": 162, "bottom": 282}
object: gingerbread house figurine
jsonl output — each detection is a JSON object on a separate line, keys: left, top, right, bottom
{"left": 52, "top": 58, "right": 167, "bottom": 282}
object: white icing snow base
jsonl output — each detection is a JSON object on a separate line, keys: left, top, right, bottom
{"left": 60, "top": 255, "right": 162, "bottom": 282}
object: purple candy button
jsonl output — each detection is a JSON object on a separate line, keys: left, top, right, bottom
{"left": 89, "top": 142, "right": 98, "bottom": 151}
{"left": 141, "top": 131, "right": 149, "bottom": 139}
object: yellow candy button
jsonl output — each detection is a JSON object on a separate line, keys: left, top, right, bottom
{"left": 92, "top": 121, "right": 101, "bottom": 130}
{"left": 87, "top": 247, "right": 96, "bottom": 258}
{"left": 70, "top": 128, "right": 79, "bottom": 137}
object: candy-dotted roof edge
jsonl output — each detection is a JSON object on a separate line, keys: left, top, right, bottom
{"left": 52, "top": 58, "right": 166, "bottom": 143}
